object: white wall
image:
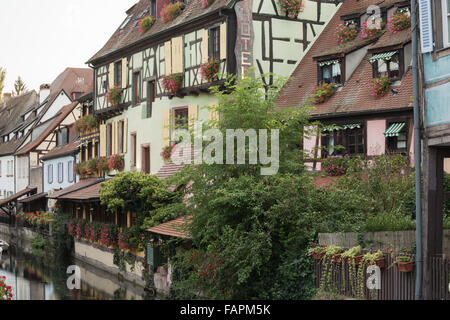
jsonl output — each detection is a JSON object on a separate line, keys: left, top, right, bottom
{"left": 43, "top": 154, "right": 79, "bottom": 193}
{"left": 39, "top": 92, "right": 72, "bottom": 124}
{"left": 0, "top": 155, "right": 15, "bottom": 199}
{"left": 15, "top": 155, "right": 29, "bottom": 193}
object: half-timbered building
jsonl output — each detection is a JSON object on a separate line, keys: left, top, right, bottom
{"left": 86, "top": 0, "right": 342, "bottom": 176}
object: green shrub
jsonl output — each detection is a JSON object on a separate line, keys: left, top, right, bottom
{"left": 362, "top": 211, "right": 416, "bottom": 232}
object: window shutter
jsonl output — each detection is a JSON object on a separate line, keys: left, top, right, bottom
{"left": 419, "top": 0, "right": 434, "bottom": 53}
{"left": 100, "top": 124, "right": 107, "bottom": 157}
{"left": 165, "top": 41, "right": 172, "bottom": 75}
{"left": 121, "top": 58, "right": 127, "bottom": 88}
{"left": 172, "top": 36, "right": 184, "bottom": 74}
{"left": 123, "top": 118, "right": 128, "bottom": 154}
{"left": 112, "top": 122, "right": 118, "bottom": 155}
{"left": 108, "top": 63, "right": 115, "bottom": 89}
{"left": 188, "top": 104, "right": 198, "bottom": 131}
{"left": 162, "top": 109, "right": 171, "bottom": 148}
{"left": 202, "top": 29, "right": 209, "bottom": 63}
{"left": 220, "top": 23, "right": 227, "bottom": 60}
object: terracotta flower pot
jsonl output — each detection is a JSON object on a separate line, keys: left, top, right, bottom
{"left": 333, "top": 254, "right": 342, "bottom": 263}
{"left": 396, "top": 261, "right": 414, "bottom": 272}
{"left": 312, "top": 252, "right": 325, "bottom": 260}
{"left": 347, "top": 255, "right": 364, "bottom": 265}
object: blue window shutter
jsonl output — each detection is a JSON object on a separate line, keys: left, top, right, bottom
{"left": 419, "top": 0, "right": 434, "bottom": 53}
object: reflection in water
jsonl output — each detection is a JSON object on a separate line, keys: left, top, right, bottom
{"left": 0, "top": 244, "right": 153, "bottom": 300}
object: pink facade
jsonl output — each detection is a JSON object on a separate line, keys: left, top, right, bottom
{"left": 304, "top": 126, "right": 322, "bottom": 171}
{"left": 367, "top": 120, "right": 386, "bottom": 156}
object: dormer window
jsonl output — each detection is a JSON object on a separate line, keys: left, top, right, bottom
{"left": 370, "top": 51, "right": 402, "bottom": 79}
{"left": 318, "top": 59, "right": 342, "bottom": 84}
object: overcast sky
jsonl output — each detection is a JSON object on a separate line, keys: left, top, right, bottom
{"left": 0, "top": 0, "right": 137, "bottom": 93}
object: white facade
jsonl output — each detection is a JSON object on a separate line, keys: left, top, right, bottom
{"left": 0, "top": 155, "right": 15, "bottom": 199}
{"left": 39, "top": 92, "right": 71, "bottom": 124}
{"left": 43, "top": 154, "right": 79, "bottom": 193}
{"left": 15, "top": 155, "right": 29, "bottom": 193}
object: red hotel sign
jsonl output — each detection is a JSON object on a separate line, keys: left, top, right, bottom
{"left": 235, "top": 0, "right": 254, "bottom": 79}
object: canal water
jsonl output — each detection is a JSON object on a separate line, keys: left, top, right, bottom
{"left": 0, "top": 242, "right": 155, "bottom": 300}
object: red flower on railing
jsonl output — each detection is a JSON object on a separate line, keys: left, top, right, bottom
{"left": 108, "top": 154, "right": 125, "bottom": 172}
{"left": 161, "top": 73, "right": 183, "bottom": 95}
{"left": 200, "top": 58, "right": 220, "bottom": 83}
{"left": 387, "top": 11, "right": 411, "bottom": 34}
{"left": 278, "top": 0, "right": 304, "bottom": 19}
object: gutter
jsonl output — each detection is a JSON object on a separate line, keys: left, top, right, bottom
{"left": 411, "top": 0, "right": 423, "bottom": 300}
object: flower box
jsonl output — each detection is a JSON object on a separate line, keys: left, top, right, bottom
{"left": 346, "top": 255, "right": 364, "bottom": 265}
{"left": 278, "top": 0, "right": 304, "bottom": 20}
{"left": 387, "top": 11, "right": 411, "bottom": 34}
{"left": 370, "top": 77, "right": 391, "bottom": 97}
{"left": 201, "top": 0, "right": 214, "bottom": 8}
{"left": 162, "top": 73, "right": 183, "bottom": 96}
{"left": 200, "top": 58, "right": 220, "bottom": 83}
{"left": 138, "top": 15, "right": 155, "bottom": 34}
{"left": 161, "top": 2, "right": 185, "bottom": 23}
{"left": 332, "top": 254, "right": 342, "bottom": 263}
{"left": 360, "top": 20, "right": 384, "bottom": 40}
{"left": 106, "top": 87, "right": 123, "bottom": 106}
{"left": 334, "top": 23, "right": 358, "bottom": 45}
{"left": 310, "top": 82, "right": 339, "bottom": 104}
{"left": 312, "top": 252, "right": 325, "bottom": 260}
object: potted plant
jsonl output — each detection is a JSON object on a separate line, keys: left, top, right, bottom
{"left": 324, "top": 245, "right": 343, "bottom": 263}
{"left": 370, "top": 76, "right": 391, "bottom": 97}
{"left": 278, "top": 0, "right": 304, "bottom": 20}
{"left": 362, "top": 250, "right": 386, "bottom": 268}
{"left": 106, "top": 86, "right": 123, "bottom": 106}
{"left": 387, "top": 10, "right": 411, "bottom": 34}
{"left": 308, "top": 246, "right": 326, "bottom": 260}
{"left": 87, "top": 158, "right": 99, "bottom": 175}
{"left": 161, "top": 144, "right": 178, "bottom": 163}
{"left": 161, "top": 73, "right": 183, "bottom": 95}
{"left": 310, "top": 82, "right": 339, "bottom": 104}
{"left": 201, "top": 0, "right": 215, "bottom": 8}
{"left": 108, "top": 154, "right": 125, "bottom": 172}
{"left": 138, "top": 15, "right": 156, "bottom": 34}
{"left": 200, "top": 58, "right": 220, "bottom": 83}
{"left": 161, "top": 1, "right": 185, "bottom": 23}
{"left": 394, "top": 255, "right": 414, "bottom": 272}
{"left": 360, "top": 20, "right": 384, "bottom": 40}
{"left": 334, "top": 23, "right": 358, "bottom": 45}
{"left": 342, "top": 246, "right": 363, "bottom": 265}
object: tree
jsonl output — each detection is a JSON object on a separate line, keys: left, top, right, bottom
{"left": 13, "top": 76, "right": 27, "bottom": 96}
{"left": 0, "top": 67, "right": 5, "bottom": 102}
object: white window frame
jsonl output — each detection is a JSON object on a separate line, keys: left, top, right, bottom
{"left": 48, "top": 164, "right": 53, "bottom": 184}
{"left": 68, "top": 161, "right": 74, "bottom": 183}
{"left": 58, "top": 162, "right": 64, "bottom": 183}
{"left": 443, "top": 0, "right": 450, "bottom": 48}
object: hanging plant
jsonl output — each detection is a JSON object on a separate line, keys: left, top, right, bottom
{"left": 161, "top": 1, "right": 185, "bottom": 23}
{"left": 138, "top": 15, "right": 156, "bottom": 34}
{"left": 278, "top": 0, "right": 304, "bottom": 20}
{"left": 387, "top": 11, "right": 411, "bottom": 34}
{"left": 394, "top": 255, "right": 414, "bottom": 272}
{"left": 200, "top": 58, "right": 220, "bottom": 83}
{"left": 360, "top": 20, "right": 384, "bottom": 40}
{"left": 161, "top": 73, "right": 183, "bottom": 95}
{"left": 369, "top": 76, "right": 391, "bottom": 97}
{"left": 308, "top": 246, "right": 326, "bottom": 260}
{"left": 334, "top": 23, "right": 358, "bottom": 45}
{"left": 201, "top": 0, "right": 215, "bottom": 8}
{"left": 108, "top": 154, "right": 125, "bottom": 172}
{"left": 106, "top": 86, "right": 123, "bottom": 106}
{"left": 310, "top": 82, "right": 339, "bottom": 104}
{"left": 362, "top": 250, "right": 385, "bottom": 268}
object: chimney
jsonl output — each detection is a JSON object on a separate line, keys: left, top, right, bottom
{"left": 39, "top": 84, "right": 51, "bottom": 105}
{"left": 2, "top": 93, "right": 12, "bottom": 103}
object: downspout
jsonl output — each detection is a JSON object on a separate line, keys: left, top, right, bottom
{"left": 411, "top": 0, "right": 422, "bottom": 300}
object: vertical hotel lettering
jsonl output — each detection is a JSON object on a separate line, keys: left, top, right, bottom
{"left": 235, "top": 0, "right": 254, "bottom": 78}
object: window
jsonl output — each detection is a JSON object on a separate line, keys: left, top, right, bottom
{"left": 321, "top": 125, "right": 365, "bottom": 157}
{"left": 68, "top": 161, "right": 74, "bottom": 183}
{"left": 48, "top": 164, "right": 53, "bottom": 184}
{"left": 7, "top": 160, "right": 13, "bottom": 177}
{"left": 81, "top": 146, "right": 86, "bottom": 162}
{"left": 209, "top": 27, "right": 220, "bottom": 59}
{"left": 95, "top": 141, "right": 99, "bottom": 158}
{"left": 386, "top": 122, "right": 408, "bottom": 153}
{"left": 87, "top": 141, "right": 93, "bottom": 160}
{"left": 371, "top": 51, "right": 401, "bottom": 79}
{"left": 57, "top": 127, "right": 69, "bottom": 147}
{"left": 150, "top": 0, "right": 157, "bottom": 17}
{"left": 133, "top": 71, "right": 142, "bottom": 106}
{"left": 107, "top": 123, "right": 113, "bottom": 156}
{"left": 147, "top": 80, "right": 156, "bottom": 118}
{"left": 443, "top": 0, "right": 450, "bottom": 47}
{"left": 114, "top": 61, "right": 122, "bottom": 87}
{"left": 118, "top": 120, "right": 124, "bottom": 154}
{"left": 131, "top": 133, "right": 137, "bottom": 167}
{"left": 174, "top": 108, "right": 189, "bottom": 130}
{"left": 318, "top": 60, "right": 342, "bottom": 84}
{"left": 142, "top": 145, "right": 151, "bottom": 174}
{"left": 58, "top": 162, "right": 64, "bottom": 183}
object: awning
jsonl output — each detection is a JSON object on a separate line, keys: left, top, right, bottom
{"left": 147, "top": 216, "right": 192, "bottom": 239}
{"left": 369, "top": 51, "right": 398, "bottom": 64}
{"left": 384, "top": 122, "right": 406, "bottom": 137}
{"left": 0, "top": 187, "right": 37, "bottom": 207}
{"left": 318, "top": 59, "right": 339, "bottom": 67}
{"left": 18, "top": 192, "right": 48, "bottom": 204}
{"left": 323, "top": 123, "right": 361, "bottom": 132}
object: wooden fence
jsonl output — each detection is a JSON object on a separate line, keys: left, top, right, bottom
{"left": 314, "top": 254, "right": 450, "bottom": 300}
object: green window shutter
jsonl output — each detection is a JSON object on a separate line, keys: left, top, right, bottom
{"left": 147, "top": 244, "right": 164, "bottom": 269}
